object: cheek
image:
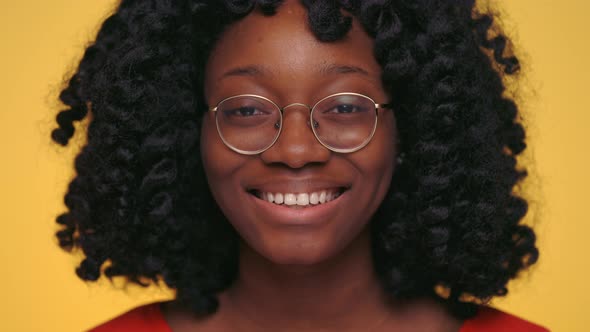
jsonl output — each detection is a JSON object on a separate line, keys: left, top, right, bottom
{"left": 200, "top": 117, "right": 264, "bottom": 250}
{"left": 200, "top": 115, "right": 222, "bottom": 178}
{"left": 359, "top": 113, "right": 397, "bottom": 191}
{"left": 200, "top": 115, "right": 245, "bottom": 200}
{"left": 200, "top": 117, "right": 256, "bottom": 240}
{"left": 345, "top": 114, "right": 397, "bottom": 223}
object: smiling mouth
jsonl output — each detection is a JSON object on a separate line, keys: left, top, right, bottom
{"left": 248, "top": 188, "right": 348, "bottom": 208}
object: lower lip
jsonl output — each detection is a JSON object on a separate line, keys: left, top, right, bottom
{"left": 247, "top": 191, "right": 348, "bottom": 226}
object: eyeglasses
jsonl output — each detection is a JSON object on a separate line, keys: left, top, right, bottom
{"left": 208, "top": 92, "right": 392, "bottom": 155}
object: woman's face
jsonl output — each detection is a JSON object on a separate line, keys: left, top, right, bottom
{"left": 202, "top": 2, "right": 397, "bottom": 265}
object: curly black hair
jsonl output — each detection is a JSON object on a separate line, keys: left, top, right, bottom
{"left": 51, "top": 0, "right": 538, "bottom": 319}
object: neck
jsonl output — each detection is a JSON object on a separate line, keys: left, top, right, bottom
{"left": 221, "top": 228, "right": 393, "bottom": 331}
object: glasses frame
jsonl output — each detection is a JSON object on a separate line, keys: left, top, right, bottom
{"left": 208, "top": 92, "right": 392, "bottom": 155}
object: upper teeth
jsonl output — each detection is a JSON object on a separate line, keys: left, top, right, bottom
{"left": 260, "top": 190, "right": 341, "bottom": 206}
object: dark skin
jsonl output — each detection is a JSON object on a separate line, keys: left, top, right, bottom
{"left": 163, "top": 1, "right": 463, "bottom": 331}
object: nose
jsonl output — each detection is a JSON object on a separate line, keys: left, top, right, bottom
{"left": 260, "top": 104, "right": 330, "bottom": 168}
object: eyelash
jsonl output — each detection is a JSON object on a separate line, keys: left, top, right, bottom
{"left": 322, "top": 104, "right": 365, "bottom": 114}
{"left": 224, "top": 107, "right": 267, "bottom": 117}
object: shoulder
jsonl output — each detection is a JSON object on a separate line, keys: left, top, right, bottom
{"left": 88, "top": 302, "right": 172, "bottom": 332}
{"left": 461, "top": 306, "right": 549, "bottom": 332}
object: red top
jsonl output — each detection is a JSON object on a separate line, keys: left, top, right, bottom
{"left": 89, "top": 302, "right": 549, "bottom": 332}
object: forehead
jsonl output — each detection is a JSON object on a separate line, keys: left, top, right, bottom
{"left": 204, "top": 1, "right": 382, "bottom": 97}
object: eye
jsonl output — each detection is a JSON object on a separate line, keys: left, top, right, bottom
{"left": 335, "top": 104, "right": 358, "bottom": 113}
{"left": 223, "top": 106, "right": 266, "bottom": 117}
{"left": 324, "top": 103, "right": 368, "bottom": 114}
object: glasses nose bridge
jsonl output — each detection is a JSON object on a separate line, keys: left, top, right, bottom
{"left": 266, "top": 101, "right": 328, "bottom": 166}
{"left": 278, "top": 102, "right": 316, "bottom": 133}
{"left": 280, "top": 102, "right": 312, "bottom": 114}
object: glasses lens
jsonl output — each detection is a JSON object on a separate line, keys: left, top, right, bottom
{"left": 311, "top": 94, "right": 377, "bottom": 151}
{"left": 216, "top": 95, "right": 281, "bottom": 153}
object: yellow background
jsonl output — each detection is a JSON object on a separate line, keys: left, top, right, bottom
{"left": 1, "top": 1, "right": 588, "bottom": 331}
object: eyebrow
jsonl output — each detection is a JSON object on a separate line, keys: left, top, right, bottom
{"left": 319, "top": 63, "right": 370, "bottom": 76}
{"left": 221, "top": 65, "right": 266, "bottom": 78}
{"left": 220, "top": 63, "right": 370, "bottom": 79}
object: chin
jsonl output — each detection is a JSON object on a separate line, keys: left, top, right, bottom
{"left": 251, "top": 231, "right": 360, "bottom": 266}
{"left": 266, "top": 249, "right": 332, "bottom": 266}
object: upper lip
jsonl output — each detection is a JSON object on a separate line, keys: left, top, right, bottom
{"left": 245, "top": 177, "right": 351, "bottom": 194}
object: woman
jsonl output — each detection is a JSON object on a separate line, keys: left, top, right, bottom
{"left": 52, "top": 0, "right": 548, "bottom": 331}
